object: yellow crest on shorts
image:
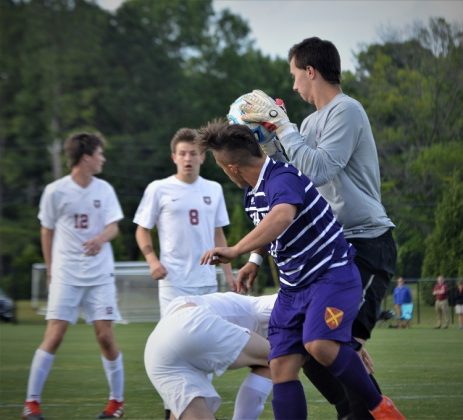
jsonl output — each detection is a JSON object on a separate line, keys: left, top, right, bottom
{"left": 324, "top": 307, "right": 344, "bottom": 330}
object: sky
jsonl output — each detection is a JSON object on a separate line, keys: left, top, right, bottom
{"left": 97, "top": 0, "right": 463, "bottom": 71}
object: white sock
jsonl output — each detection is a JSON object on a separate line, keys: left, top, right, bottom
{"left": 26, "top": 349, "right": 55, "bottom": 402}
{"left": 102, "top": 353, "right": 124, "bottom": 402}
{"left": 232, "top": 372, "right": 273, "bottom": 420}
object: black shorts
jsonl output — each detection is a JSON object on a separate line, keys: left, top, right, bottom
{"left": 348, "top": 229, "right": 397, "bottom": 340}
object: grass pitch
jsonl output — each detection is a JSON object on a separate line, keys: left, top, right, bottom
{"left": 1, "top": 303, "right": 462, "bottom": 419}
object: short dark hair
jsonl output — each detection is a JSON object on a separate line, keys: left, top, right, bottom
{"left": 197, "top": 119, "right": 263, "bottom": 165}
{"left": 64, "top": 132, "right": 106, "bottom": 168}
{"left": 288, "top": 37, "right": 341, "bottom": 84}
{"left": 170, "top": 127, "right": 198, "bottom": 153}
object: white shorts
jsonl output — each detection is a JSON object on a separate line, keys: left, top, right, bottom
{"left": 144, "top": 305, "right": 250, "bottom": 418}
{"left": 158, "top": 283, "right": 217, "bottom": 318}
{"left": 46, "top": 282, "right": 121, "bottom": 324}
{"left": 455, "top": 304, "right": 463, "bottom": 315}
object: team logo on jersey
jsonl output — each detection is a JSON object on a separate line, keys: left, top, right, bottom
{"left": 203, "top": 196, "right": 211, "bottom": 205}
{"left": 94, "top": 200, "right": 101, "bottom": 208}
{"left": 105, "top": 306, "right": 113, "bottom": 315}
{"left": 324, "top": 307, "right": 344, "bottom": 330}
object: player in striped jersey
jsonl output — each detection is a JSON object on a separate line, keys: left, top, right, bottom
{"left": 198, "top": 121, "right": 405, "bottom": 420}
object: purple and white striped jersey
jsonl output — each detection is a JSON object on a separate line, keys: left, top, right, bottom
{"left": 244, "top": 158, "right": 354, "bottom": 289}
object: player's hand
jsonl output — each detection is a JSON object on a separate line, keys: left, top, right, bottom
{"left": 83, "top": 237, "right": 103, "bottom": 256}
{"left": 241, "top": 90, "right": 291, "bottom": 135}
{"left": 359, "top": 346, "right": 375, "bottom": 374}
{"left": 235, "top": 262, "right": 259, "bottom": 294}
{"left": 149, "top": 261, "right": 167, "bottom": 280}
{"left": 200, "top": 247, "right": 239, "bottom": 265}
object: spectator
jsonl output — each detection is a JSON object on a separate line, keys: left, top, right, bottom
{"left": 393, "top": 277, "right": 413, "bottom": 328}
{"left": 454, "top": 281, "right": 463, "bottom": 330}
{"left": 432, "top": 275, "right": 450, "bottom": 329}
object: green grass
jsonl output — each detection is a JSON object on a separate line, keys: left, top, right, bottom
{"left": 1, "top": 302, "right": 462, "bottom": 419}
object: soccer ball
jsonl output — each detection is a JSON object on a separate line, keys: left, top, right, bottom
{"left": 227, "top": 94, "right": 276, "bottom": 144}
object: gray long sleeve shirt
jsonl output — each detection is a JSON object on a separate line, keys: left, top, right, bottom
{"left": 278, "top": 93, "right": 394, "bottom": 239}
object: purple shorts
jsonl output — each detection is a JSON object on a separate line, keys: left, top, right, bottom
{"left": 268, "top": 261, "right": 362, "bottom": 361}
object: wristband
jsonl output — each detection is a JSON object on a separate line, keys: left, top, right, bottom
{"left": 248, "top": 253, "right": 263, "bottom": 266}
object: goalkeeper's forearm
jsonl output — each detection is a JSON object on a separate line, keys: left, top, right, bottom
{"left": 260, "top": 138, "right": 288, "bottom": 163}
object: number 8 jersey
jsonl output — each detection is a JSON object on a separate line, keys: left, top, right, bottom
{"left": 38, "top": 175, "right": 124, "bottom": 286}
{"left": 133, "top": 175, "right": 230, "bottom": 288}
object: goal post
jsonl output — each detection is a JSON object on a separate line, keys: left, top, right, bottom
{"left": 31, "top": 262, "right": 234, "bottom": 323}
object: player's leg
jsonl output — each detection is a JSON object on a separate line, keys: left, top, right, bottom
{"left": 229, "top": 334, "right": 272, "bottom": 420}
{"left": 228, "top": 330, "right": 269, "bottom": 369}
{"left": 270, "top": 354, "right": 307, "bottom": 420}
{"left": 85, "top": 284, "right": 124, "bottom": 419}
{"left": 303, "top": 263, "right": 404, "bottom": 419}
{"left": 23, "top": 320, "right": 69, "bottom": 420}
{"left": 23, "top": 282, "right": 81, "bottom": 420}
{"left": 267, "top": 290, "right": 310, "bottom": 420}
{"left": 179, "top": 397, "right": 215, "bottom": 420}
{"left": 232, "top": 366, "right": 272, "bottom": 420}
{"left": 304, "top": 250, "right": 392, "bottom": 419}
{"left": 344, "top": 268, "right": 391, "bottom": 419}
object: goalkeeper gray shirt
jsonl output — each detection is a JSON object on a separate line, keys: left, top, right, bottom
{"left": 278, "top": 92, "right": 394, "bottom": 239}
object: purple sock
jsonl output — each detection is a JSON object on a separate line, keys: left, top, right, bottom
{"left": 272, "top": 380, "right": 307, "bottom": 420}
{"left": 327, "top": 344, "right": 382, "bottom": 410}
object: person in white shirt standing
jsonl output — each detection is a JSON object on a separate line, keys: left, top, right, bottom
{"left": 22, "top": 132, "right": 125, "bottom": 420}
{"left": 134, "top": 127, "right": 235, "bottom": 317}
{"left": 134, "top": 128, "right": 235, "bottom": 420}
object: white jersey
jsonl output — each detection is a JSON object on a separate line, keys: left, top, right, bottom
{"left": 165, "top": 292, "right": 277, "bottom": 338}
{"left": 133, "top": 175, "right": 229, "bottom": 287}
{"left": 38, "top": 175, "right": 123, "bottom": 286}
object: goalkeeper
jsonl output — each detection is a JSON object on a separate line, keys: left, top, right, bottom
{"left": 240, "top": 37, "right": 397, "bottom": 420}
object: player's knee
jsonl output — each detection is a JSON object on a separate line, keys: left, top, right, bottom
{"left": 40, "top": 335, "right": 63, "bottom": 353}
{"left": 305, "top": 339, "right": 338, "bottom": 367}
{"left": 95, "top": 329, "right": 115, "bottom": 350}
{"left": 269, "top": 355, "right": 302, "bottom": 383}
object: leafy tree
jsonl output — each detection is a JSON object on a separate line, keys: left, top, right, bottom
{"left": 352, "top": 18, "right": 463, "bottom": 276}
{"left": 422, "top": 171, "right": 463, "bottom": 278}
{"left": 420, "top": 172, "right": 463, "bottom": 304}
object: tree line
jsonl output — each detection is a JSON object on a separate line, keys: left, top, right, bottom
{"left": 1, "top": 0, "right": 462, "bottom": 299}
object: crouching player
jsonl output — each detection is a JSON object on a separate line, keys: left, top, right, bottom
{"left": 144, "top": 292, "right": 276, "bottom": 420}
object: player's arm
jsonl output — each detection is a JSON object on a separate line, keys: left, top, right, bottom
{"left": 214, "top": 227, "right": 236, "bottom": 291}
{"left": 135, "top": 225, "right": 167, "bottom": 280}
{"left": 40, "top": 226, "right": 54, "bottom": 286}
{"left": 83, "top": 222, "right": 119, "bottom": 256}
{"left": 235, "top": 247, "right": 266, "bottom": 294}
{"left": 201, "top": 203, "right": 296, "bottom": 264}
{"left": 241, "top": 90, "right": 357, "bottom": 186}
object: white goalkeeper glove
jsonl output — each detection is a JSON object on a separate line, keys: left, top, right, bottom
{"left": 240, "top": 89, "right": 297, "bottom": 138}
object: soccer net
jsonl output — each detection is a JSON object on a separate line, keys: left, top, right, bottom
{"left": 31, "top": 262, "right": 234, "bottom": 323}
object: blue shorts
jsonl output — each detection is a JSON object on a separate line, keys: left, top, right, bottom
{"left": 268, "top": 262, "right": 362, "bottom": 361}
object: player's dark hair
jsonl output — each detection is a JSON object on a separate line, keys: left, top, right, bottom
{"left": 288, "top": 37, "right": 341, "bottom": 85}
{"left": 170, "top": 127, "right": 199, "bottom": 153}
{"left": 64, "top": 132, "right": 106, "bottom": 168}
{"left": 197, "top": 119, "right": 263, "bottom": 165}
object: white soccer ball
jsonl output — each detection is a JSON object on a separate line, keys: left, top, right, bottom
{"left": 227, "top": 94, "right": 276, "bottom": 144}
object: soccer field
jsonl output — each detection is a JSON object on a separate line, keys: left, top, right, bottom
{"left": 1, "top": 311, "right": 462, "bottom": 419}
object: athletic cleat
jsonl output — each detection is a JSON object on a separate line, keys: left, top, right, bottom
{"left": 370, "top": 396, "right": 406, "bottom": 420}
{"left": 97, "top": 399, "right": 124, "bottom": 418}
{"left": 22, "top": 400, "right": 44, "bottom": 420}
